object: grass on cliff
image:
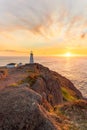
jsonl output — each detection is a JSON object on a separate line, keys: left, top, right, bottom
{"left": 53, "top": 100, "right": 87, "bottom": 130}
{"left": 9, "top": 83, "right": 18, "bottom": 87}
{"left": 18, "top": 73, "right": 40, "bottom": 86}
{"left": 61, "top": 87, "right": 77, "bottom": 102}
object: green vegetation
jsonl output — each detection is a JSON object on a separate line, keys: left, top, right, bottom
{"left": 61, "top": 87, "right": 77, "bottom": 102}
{"left": 25, "top": 69, "right": 35, "bottom": 73}
{"left": 19, "top": 73, "right": 40, "bottom": 86}
{"left": 53, "top": 105, "right": 79, "bottom": 130}
{"left": 53, "top": 100, "right": 87, "bottom": 130}
{"left": 9, "top": 83, "right": 18, "bottom": 87}
{"left": 53, "top": 101, "right": 87, "bottom": 130}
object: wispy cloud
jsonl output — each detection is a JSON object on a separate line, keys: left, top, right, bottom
{"left": 0, "top": 49, "right": 29, "bottom": 54}
{"left": 0, "top": 0, "right": 87, "bottom": 32}
{"left": 0, "top": 0, "right": 87, "bottom": 52}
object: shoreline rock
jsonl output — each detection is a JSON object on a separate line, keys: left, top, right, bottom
{"left": 0, "top": 63, "right": 86, "bottom": 130}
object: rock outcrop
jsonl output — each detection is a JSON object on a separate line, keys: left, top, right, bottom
{"left": 55, "top": 100, "right": 87, "bottom": 130}
{"left": 0, "top": 86, "right": 58, "bottom": 130}
{"left": 0, "top": 63, "right": 86, "bottom": 130}
{"left": 0, "top": 69, "right": 7, "bottom": 79}
{"left": 28, "top": 63, "right": 83, "bottom": 105}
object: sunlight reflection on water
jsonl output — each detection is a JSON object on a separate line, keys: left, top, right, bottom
{"left": 35, "top": 56, "right": 87, "bottom": 98}
{"left": 0, "top": 56, "right": 87, "bottom": 97}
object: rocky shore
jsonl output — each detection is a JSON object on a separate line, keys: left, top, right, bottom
{"left": 0, "top": 63, "right": 87, "bottom": 130}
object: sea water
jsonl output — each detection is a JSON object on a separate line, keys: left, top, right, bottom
{"left": 0, "top": 56, "right": 87, "bottom": 98}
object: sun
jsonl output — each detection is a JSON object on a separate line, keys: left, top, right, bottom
{"left": 64, "top": 52, "right": 72, "bottom": 57}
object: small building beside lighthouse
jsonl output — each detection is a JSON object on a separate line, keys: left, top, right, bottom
{"left": 30, "top": 51, "right": 34, "bottom": 64}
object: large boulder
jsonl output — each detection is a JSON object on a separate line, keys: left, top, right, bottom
{"left": 31, "top": 64, "right": 83, "bottom": 104}
{"left": 51, "top": 71, "right": 83, "bottom": 99}
{"left": 32, "top": 76, "right": 63, "bottom": 106}
{"left": 0, "top": 86, "right": 58, "bottom": 130}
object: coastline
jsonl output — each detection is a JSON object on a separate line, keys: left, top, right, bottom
{"left": 0, "top": 57, "right": 87, "bottom": 98}
{"left": 0, "top": 63, "right": 87, "bottom": 130}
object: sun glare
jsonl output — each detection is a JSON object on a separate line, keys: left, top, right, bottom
{"left": 64, "top": 52, "right": 72, "bottom": 57}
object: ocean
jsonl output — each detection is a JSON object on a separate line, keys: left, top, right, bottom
{"left": 0, "top": 56, "right": 87, "bottom": 98}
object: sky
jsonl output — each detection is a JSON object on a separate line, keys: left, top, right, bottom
{"left": 0, "top": 0, "right": 87, "bottom": 56}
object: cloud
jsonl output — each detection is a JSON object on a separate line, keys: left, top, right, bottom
{"left": 81, "top": 29, "right": 87, "bottom": 38}
{"left": 0, "top": 49, "right": 29, "bottom": 54}
{"left": 0, "top": 0, "right": 87, "bottom": 42}
{"left": 81, "top": 33, "right": 86, "bottom": 38}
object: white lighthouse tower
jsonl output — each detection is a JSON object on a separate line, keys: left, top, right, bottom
{"left": 30, "top": 51, "right": 34, "bottom": 64}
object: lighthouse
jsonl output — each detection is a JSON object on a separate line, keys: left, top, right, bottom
{"left": 30, "top": 51, "right": 34, "bottom": 64}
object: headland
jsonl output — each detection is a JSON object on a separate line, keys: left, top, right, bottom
{"left": 0, "top": 63, "right": 87, "bottom": 130}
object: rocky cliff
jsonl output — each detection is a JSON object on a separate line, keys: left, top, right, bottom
{"left": 0, "top": 63, "right": 86, "bottom": 130}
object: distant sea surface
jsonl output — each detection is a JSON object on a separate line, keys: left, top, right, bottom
{"left": 0, "top": 56, "right": 87, "bottom": 98}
